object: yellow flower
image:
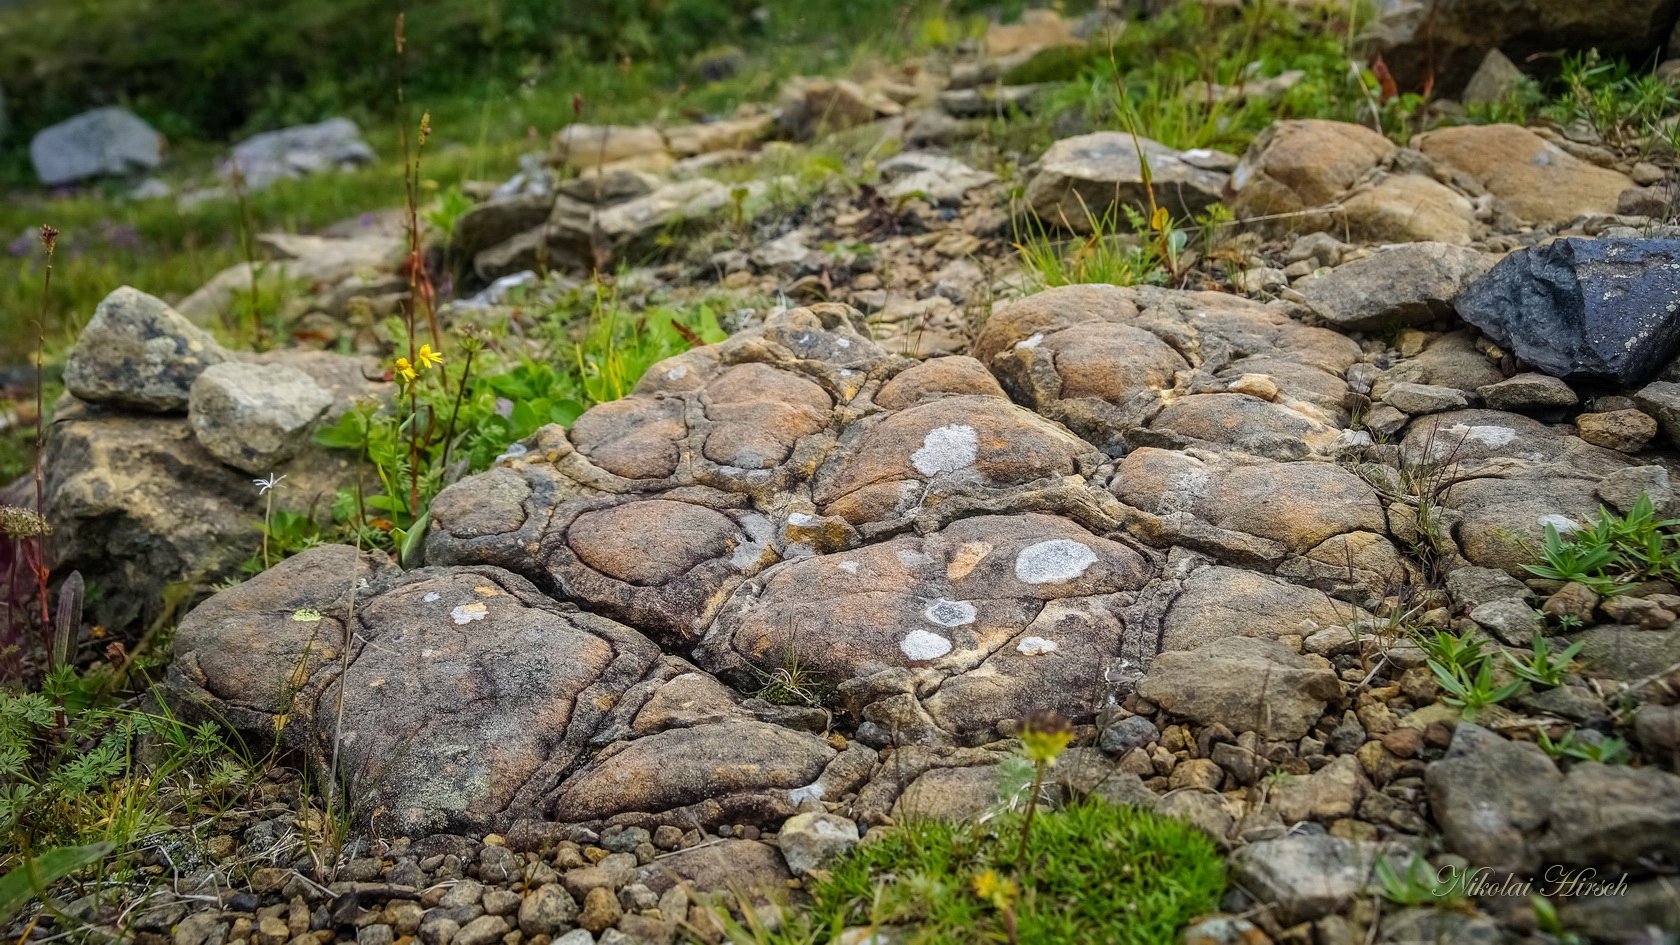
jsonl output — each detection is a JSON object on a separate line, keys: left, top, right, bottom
{"left": 394, "top": 357, "right": 417, "bottom": 382}
{"left": 416, "top": 343, "right": 444, "bottom": 370}
{"left": 1019, "top": 708, "right": 1073, "bottom": 764}
{"left": 1151, "top": 206, "right": 1171, "bottom": 233}
{"left": 972, "top": 870, "right": 1018, "bottom": 909}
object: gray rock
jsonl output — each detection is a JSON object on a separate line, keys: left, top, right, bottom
{"left": 1301, "top": 242, "right": 1494, "bottom": 331}
{"left": 879, "top": 151, "right": 997, "bottom": 206}
{"left": 1634, "top": 703, "right": 1680, "bottom": 754}
{"left": 188, "top": 362, "right": 334, "bottom": 474}
{"left": 1026, "top": 132, "right": 1228, "bottom": 232}
{"left": 454, "top": 193, "right": 553, "bottom": 262}
{"left": 776, "top": 812, "right": 860, "bottom": 875}
{"left": 227, "top": 118, "right": 375, "bottom": 190}
{"left": 1557, "top": 878, "right": 1680, "bottom": 942}
{"left": 1425, "top": 723, "right": 1560, "bottom": 873}
{"left": 64, "top": 286, "right": 229, "bottom": 412}
{"left": 1539, "top": 762, "right": 1680, "bottom": 868}
{"left": 30, "top": 107, "right": 163, "bottom": 185}
{"left": 1136, "top": 637, "right": 1341, "bottom": 740}
{"left": 1456, "top": 238, "right": 1680, "bottom": 385}
{"left": 1099, "top": 715, "right": 1160, "bottom": 755}
{"left": 1633, "top": 380, "right": 1680, "bottom": 446}
{"left": 453, "top": 915, "right": 509, "bottom": 945}
{"left": 1476, "top": 373, "right": 1578, "bottom": 411}
{"left": 1468, "top": 597, "right": 1542, "bottom": 646}
{"left": 1382, "top": 382, "right": 1469, "bottom": 415}
{"left": 1228, "top": 834, "right": 1401, "bottom": 924}
{"left": 1462, "top": 49, "right": 1527, "bottom": 105}
{"left": 553, "top": 931, "right": 596, "bottom": 945}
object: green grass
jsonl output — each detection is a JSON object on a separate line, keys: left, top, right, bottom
{"left": 741, "top": 799, "right": 1226, "bottom": 945}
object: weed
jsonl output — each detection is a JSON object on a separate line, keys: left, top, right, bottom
{"left": 1012, "top": 204, "right": 1165, "bottom": 290}
{"left": 1536, "top": 728, "right": 1631, "bottom": 765}
{"left": 1523, "top": 494, "right": 1680, "bottom": 595}
{"left": 1013, "top": 709, "right": 1072, "bottom": 868}
{"left": 1504, "top": 633, "right": 1583, "bottom": 689}
{"left": 1430, "top": 655, "right": 1522, "bottom": 721}
{"left": 1375, "top": 854, "right": 1465, "bottom": 908}
{"left": 739, "top": 797, "right": 1224, "bottom": 945}
{"left": 1542, "top": 52, "right": 1680, "bottom": 152}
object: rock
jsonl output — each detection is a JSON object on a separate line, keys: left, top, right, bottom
{"left": 553, "top": 124, "right": 667, "bottom": 169}
{"left": 1135, "top": 637, "right": 1341, "bottom": 741}
{"left": 1577, "top": 626, "right": 1680, "bottom": 681}
{"left": 1634, "top": 381, "right": 1680, "bottom": 446}
{"left": 1228, "top": 834, "right": 1400, "bottom": 924}
{"left": 1414, "top": 125, "right": 1634, "bottom": 228}
{"left": 1027, "top": 132, "right": 1229, "bottom": 231}
{"left": 1425, "top": 723, "right": 1560, "bottom": 873}
{"left": 664, "top": 114, "right": 774, "bottom": 157}
{"left": 519, "top": 885, "right": 579, "bottom": 937}
{"left": 1445, "top": 566, "right": 1530, "bottom": 610}
{"left": 188, "top": 362, "right": 335, "bottom": 474}
{"left": 1636, "top": 703, "right": 1680, "bottom": 755}
{"left": 1475, "top": 373, "right": 1578, "bottom": 411}
{"left": 1462, "top": 49, "right": 1527, "bottom": 105}
{"left": 1457, "top": 238, "right": 1680, "bottom": 385}
{"left": 1618, "top": 183, "right": 1673, "bottom": 218}
{"left": 30, "top": 106, "right": 164, "bottom": 185}
{"left": 1600, "top": 595, "right": 1677, "bottom": 629}
{"left": 63, "top": 286, "right": 230, "bottom": 412}
{"left": 453, "top": 916, "right": 509, "bottom": 945}
{"left": 1576, "top": 409, "right": 1659, "bottom": 452}
{"left": 1269, "top": 755, "right": 1369, "bottom": 823}
{"left": 1381, "top": 382, "right": 1469, "bottom": 415}
{"left": 1099, "top": 716, "right": 1160, "bottom": 755}
{"left": 1227, "top": 120, "right": 1395, "bottom": 225}
{"left": 1169, "top": 758, "right": 1224, "bottom": 793}
{"left": 1557, "top": 878, "right": 1680, "bottom": 942}
{"left": 176, "top": 231, "right": 406, "bottom": 326}
{"left": 776, "top": 77, "right": 900, "bottom": 138}
{"left": 576, "top": 887, "right": 621, "bottom": 934}
{"left": 1340, "top": 173, "right": 1480, "bottom": 245}
{"left": 1371, "top": 0, "right": 1679, "bottom": 93}
{"left": 1539, "top": 763, "right": 1680, "bottom": 868}
{"left": 776, "top": 812, "right": 860, "bottom": 875}
{"left": 1596, "top": 464, "right": 1675, "bottom": 515}
{"left": 1543, "top": 582, "right": 1600, "bottom": 623}
{"left": 636, "top": 839, "right": 791, "bottom": 898}
{"left": 878, "top": 151, "right": 997, "bottom": 206}
{"left": 986, "top": 8, "right": 1080, "bottom": 58}
{"left": 226, "top": 118, "right": 375, "bottom": 189}
{"left": 1300, "top": 242, "right": 1493, "bottom": 331}
{"left": 454, "top": 193, "right": 554, "bottom": 264}
{"left": 1468, "top": 597, "right": 1542, "bottom": 646}
{"left": 939, "top": 83, "right": 1051, "bottom": 118}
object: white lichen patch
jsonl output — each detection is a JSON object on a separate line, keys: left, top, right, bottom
{"left": 666, "top": 365, "right": 688, "bottom": 380}
{"left": 911, "top": 424, "right": 978, "bottom": 476}
{"left": 1016, "top": 636, "right": 1059, "bottom": 656}
{"left": 897, "top": 549, "right": 934, "bottom": 569}
{"left": 1014, "top": 539, "right": 1099, "bottom": 584}
{"left": 1537, "top": 514, "right": 1581, "bottom": 533}
{"left": 423, "top": 592, "right": 441, "bottom": 603}
{"left": 1015, "top": 332, "right": 1044, "bottom": 350}
{"left": 1444, "top": 423, "right": 1517, "bottom": 449}
{"left": 789, "top": 781, "right": 826, "bottom": 805}
{"left": 291, "top": 608, "right": 323, "bottom": 622}
{"left": 788, "top": 512, "right": 818, "bottom": 526}
{"left": 451, "top": 603, "right": 488, "bottom": 625}
{"left": 838, "top": 560, "right": 860, "bottom": 574}
{"left": 923, "top": 597, "right": 977, "bottom": 627}
{"left": 900, "top": 629, "right": 953, "bottom": 660}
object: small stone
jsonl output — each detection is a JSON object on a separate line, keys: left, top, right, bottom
{"left": 601, "top": 827, "right": 651, "bottom": 855}
{"left": 1596, "top": 465, "right": 1675, "bottom": 516}
{"left": 1099, "top": 716, "right": 1160, "bottom": 755}
{"left": 481, "top": 890, "right": 521, "bottom": 917}
{"left": 518, "top": 885, "right": 579, "bottom": 937}
{"left": 356, "top": 925, "right": 394, "bottom": 945}
{"left": 776, "top": 812, "right": 860, "bottom": 876}
{"left": 651, "top": 825, "right": 684, "bottom": 851}
{"left": 1469, "top": 597, "right": 1543, "bottom": 646}
{"left": 1635, "top": 704, "right": 1680, "bottom": 753}
{"left": 1576, "top": 409, "right": 1658, "bottom": 452}
{"left": 1633, "top": 162, "right": 1666, "bottom": 186}
{"left": 1270, "top": 755, "right": 1369, "bottom": 823}
{"left": 1363, "top": 404, "right": 1408, "bottom": 438}
{"left": 1601, "top": 595, "right": 1677, "bottom": 629}
{"left": 1168, "top": 758, "right": 1225, "bottom": 792}
{"left": 1380, "top": 727, "right": 1423, "bottom": 759}
{"left": 439, "top": 879, "right": 485, "bottom": 910}
{"left": 1477, "top": 373, "right": 1578, "bottom": 411}
{"left": 1229, "top": 834, "right": 1401, "bottom": 925}
{"left": 453, "top": 915, "right": 510, "bottom": 945}
{"left": 1382, "top": 382, "right": 1468, "bottom": 415}
{"left": 1446, "top": 566, "right": 1530, "bottom": 610}
{"left": 173, "top": 913, "right": 228, "bottom": 945}
{"left": 1425, "top": 723, "right": 1560, "bottom": 873}
{"left": 577, "top": 888, "right": 622, "bottom": 934}
{"left": 1544, "top": 582, "right": 1600, "bottom": 624}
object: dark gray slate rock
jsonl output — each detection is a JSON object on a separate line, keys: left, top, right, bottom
{"left": 1455, "top": 238, "right": 1680, "bottom": 385}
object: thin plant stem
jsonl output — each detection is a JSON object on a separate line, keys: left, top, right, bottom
{"left": 1014, "top": 759, "right": 1047, "bottom": 868}
{"left": 33, "top": 226, "right": 57, "bottom": 632}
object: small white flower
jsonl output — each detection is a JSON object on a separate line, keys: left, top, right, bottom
{"left": 253, "top": 473, "right": 286, "bottom": 495}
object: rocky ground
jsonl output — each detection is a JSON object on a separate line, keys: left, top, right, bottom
{"left": 10, "top": 3, "right": 1680, "bottom": 944}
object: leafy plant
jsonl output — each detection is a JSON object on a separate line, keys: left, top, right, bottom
{"left": 1430, "top": 656, "right": 1522, "bottom": 721}
{"left": 1542, "top": 52, "right": 1680, "bottom": 151}
{"left": 1525, "top": 522, "right": 1619, "bottom": 594}
{"left": 1504, "top": 633, "right": 1583, "bottom": 688}
{"left": 1375, "top": 854, "right": 1464, "bottom": 908}
{"left": 1536, "top": 729, "right": 1631, "bottom": 765}
{"left": 1524, "top": 494, "right": 1680, "bottom": 594}
{"left": 736, "top": 798, "right": 1225, "bottom": 945}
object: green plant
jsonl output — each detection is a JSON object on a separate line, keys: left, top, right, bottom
{"left": 1430, "top": 656, "right": 1523, "bottom": 721}
{"left": 1524, "top": 494, "right": 1680, "bottom": 594}
{"left": 1013, "top": 203, "right": 1165, "bottom": 291}
{"left": 1542, "top": 52, "right": 1680, "bottom": 151}
{"left": 1531, "top": 894, "right": 1588, "bottom": 945}
{"left": 735, "top": 797, "right": 1225, "bottom": 945}
{"left": 0, "top": 668, "right": 254, "bottom": 875}
{"left": 1375, "top": 854, "right": 1465, "bottom": 908}
{"left": 1504, "top": 633, "right": 1583, "bottom": 688}
{"left": 1536, "top": 729, "right": 1631, "bottom": 765}
{"left": 1013, "top": 709, "right": 1072, "bottom": 868}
